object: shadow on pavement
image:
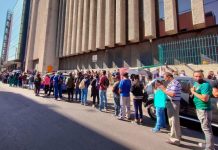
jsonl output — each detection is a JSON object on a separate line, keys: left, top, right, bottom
{"left": 0, "top": 91, "right": 129, "bottom": 150}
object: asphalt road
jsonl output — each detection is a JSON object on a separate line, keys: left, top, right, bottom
{"left": 0, "top": 83, "right": 217, "bottom": 150}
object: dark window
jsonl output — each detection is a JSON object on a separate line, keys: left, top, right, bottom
{"left": 177, "top": 0, "right": 193, "bottom": 32}
{"left": 204, "top": 0, "right": 218, "bottom": 26}
{"left": 157, "top": 0, "right": 166, "bottom": 37}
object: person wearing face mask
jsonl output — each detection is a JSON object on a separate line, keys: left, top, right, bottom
{"left": 190, "top": 70, "right": 214, "bottom": 150}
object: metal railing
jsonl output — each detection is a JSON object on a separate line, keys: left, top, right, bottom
{"left": 158, "top": 34, "right": 218, "bottom": 65}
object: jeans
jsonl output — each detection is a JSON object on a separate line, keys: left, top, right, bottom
{"left": 29, "top": 82, "right": 34, "bottom": 90}
{"left": 48, "top": 84, "right": 54, "bottom": 96}
{"left": 34, "top": 85, "right": 40, "bottom": 95}
{"left": 54, "top": 84, "right": 62, "bottom": 99}
{"left": 113, "top": 96, "right": 120, "bottom": 116}
{"left": 120, "top": 96, "right": 130, "bottom": 119}
{"left": 167, "top": 101, "right": 181, "bottom": 143}
{"left": 133, "top": 99, "right": 143, "bottom": 119}
{"left": 93, "top": 91, "right": 99, "bottom": 105}
{"left": 154, "top": 107, "right": 166, "bottom": 130}
{"left": 196, "top": 110, "right": 214, "bottom": 150}
{"left": 99, "top": 90, "right": 107, "bottom": 110}
{"left": 81, "top": 88, "right": 88, "bottom": 104}
{"left": 75, "top": 87, "right": 81, "bottom": 101}
{"left": 67, "top": 88, "right": 74, "bottom": 100}
{"left": 44, "top": 85, "right": 50, "bottom": 94}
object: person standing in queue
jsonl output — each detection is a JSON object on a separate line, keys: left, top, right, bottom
{"left": 159, "top": 72, "right": 182, "bottom": 146}
{"left": 191, "top": 70, "right": 215, "bottom": 150}
{"left": 53, "top": 71, "right": 63, "bottom": 100}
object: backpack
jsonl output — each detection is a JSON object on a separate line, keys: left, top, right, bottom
{"left": 79, "top": 79, "right": 85, "bottom": 89}
{"left": 104, "top": 78, "right": 110, "bottom": 87}
{"left": 29, "top": 76, "right": 34, "bottom": 82}
{"left": 113, "top": 81, "right": 120, "bottom": 95}
{"left": 58, "top": 76, "right": 63, "bottom": 85}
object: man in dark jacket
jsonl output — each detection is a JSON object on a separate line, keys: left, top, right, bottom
{"left": 66, "top": 72, "right": 75, "bottom": 101}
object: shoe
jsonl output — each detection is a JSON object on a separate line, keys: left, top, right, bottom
{"left": 117, "top": 117, "right": 125, "bottom": 120}
{"left": 152, "top": 128, "right": 160, "bottom": 133}
{"left": 198, "top": 143, "right": 206, "bottom": 148}
{"left": 166, "top": 140, "right": 180, "bottom": 146}
{"left": 139, "top": 119, "right": 143, "bottom": 124}
{"left": 92, "top": 104, "right": 95, "bottom": 108}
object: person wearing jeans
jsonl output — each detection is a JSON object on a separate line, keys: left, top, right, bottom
{"left": 99, "top": 70, "right": 109, "bottom": 111}
{"left": 153, "top": 80, "right": 167, "bottom": 132}
{"left": 99, "top": 90, "right": 107, "bottom": 110}
{"left": 112, "top": 74, "right": 120, "bottom": 116}
{"left": 81, "top": 75, "right": 90, "bottom": 105}
{"left": 131, "top": 75, "right": 144, "bottom": 123}
{"left": 160, "top": 72, "right": 182, "bottom": 146}
{"left": 191, "top": 70, "right": 214, "bottom": 150}
{"left": 118, "top": 72, "right": 131, "bottom": 120}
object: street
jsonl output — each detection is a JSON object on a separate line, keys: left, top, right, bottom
{"left": 0, "top": 83, "right": 217, "bottom": 150}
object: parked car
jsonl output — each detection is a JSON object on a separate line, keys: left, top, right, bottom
{"left": 143, "top": 76, "right": 218, "bottom": 129}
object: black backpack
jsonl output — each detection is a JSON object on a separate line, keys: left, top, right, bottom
{"left": 104, "top": 78, "right": 110, "bottom": 87}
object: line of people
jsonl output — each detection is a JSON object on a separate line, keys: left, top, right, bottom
{"left": 1, "top": 69, "right": 216, "bottom": 150}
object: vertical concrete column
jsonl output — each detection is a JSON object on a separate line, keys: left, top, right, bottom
{"left": 66, "top": 0, "right": 74, "bottom": 56}
{"left": 59, "top": 0, "right": 66, "bottom": 57}
{"left": 88, "top": 0, "right": 97, "bottom": 51}
{"left": 128, "top": 0, "right": 139, "bottom": 43}
{"left": 191, "top": 0, "right": 205, "bottom": 29}
{"left": 39, "top": 0, "right": 59, "bottom": 72}
{"left": 143, "top": 0, "right": 156, "bottom": 39}
{"left": 25, "top": 0, "right": 39, "bottom": 72}
{"left": 105, "top": 0, "right": 115, "bottom": 47}
{"left": 76, "top": 0, "right": 84, "bottom": 54}
{"left": 71, "top": 0, "right": 79, "bottom": 55}
{"left": 56, "top": 0, "right": 63, "bottom": 57}
{"left": 164, "top": 0, "right": 178, "bottom": 34}
{"left": 115, "top": 0, "right": 126, "bottom": 45}
{"left": 82, "top": 0, "right": 90, "bottom": 53}
{"left": 63, "top": 0, "right": 70, "bottom": 56}
{"left": 96, "top": 0, "right": 105, "bottom": 49}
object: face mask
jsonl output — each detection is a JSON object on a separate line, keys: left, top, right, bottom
{"left": 197, "top": 79, "right": 204, "bottom": 84}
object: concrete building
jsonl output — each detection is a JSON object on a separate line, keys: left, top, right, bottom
{"left": 1, "top": 0, "right": 31, "bottom": 71}
{"left": 24, "top": 0, "right": 218, "bottom": 73}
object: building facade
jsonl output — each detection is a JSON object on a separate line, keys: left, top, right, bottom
{"left": 1, "top": 0, "right": 31, "bottom": 71}
{"left": 24, "top": 0, "right": 218, "bottom": 73}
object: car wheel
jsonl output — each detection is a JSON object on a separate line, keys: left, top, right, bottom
{"left": 147, "top": 103, "right": 156, "bottom": 120}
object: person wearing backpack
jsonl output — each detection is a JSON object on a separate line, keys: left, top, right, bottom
{"left": 48, "top": 72, "right": 55, "bottom": 96}
{"left": 53, "top": 71, "right": 63, "bottom": 100}
{"left": 91, "top": 73, "right": 100, "bottom": 107}
{"left": 34, "top": 73, "right": 42, "bottom": 96}
{"left": 28, "top": 74, "right": 34, "bottom": 90}
{"left": 112, "top": 73, "right": 120, "bottom": 116}
{"left": 75, "top": 72, "right": 83, "bottom": 101}
{"left": 66, "top": 72, "right": 75, "bottom": 101}
{"left": 99, "top": 70, "right": 109, "bottom": 111}
{"left": 80, "top": 74, "right": 90, "bottom": 106}
{"left": 131, "top": 74, "right": 144, "bottom": 124}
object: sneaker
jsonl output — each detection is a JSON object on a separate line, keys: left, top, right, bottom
{"left": 92, "top": 104, "right": 95, "bottom": 108}
{"left": 198, "top": 143, "right": 206, "bottom": 148}
{"left": 166, "top": 140, "right": 180, "bottom": 146}
{"left": 117, "top": 117, "right": 125, "bottom": 120}
{"left": 152, "top": 128, "right": 160, "bottom": 133}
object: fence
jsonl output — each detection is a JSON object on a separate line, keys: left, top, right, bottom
{"left": 158, "top": 34, "right": 218, "bottom": 65}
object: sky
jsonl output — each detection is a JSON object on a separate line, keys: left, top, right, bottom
{"left": 0, "top": 0, "right": 17, "bottom": 57}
